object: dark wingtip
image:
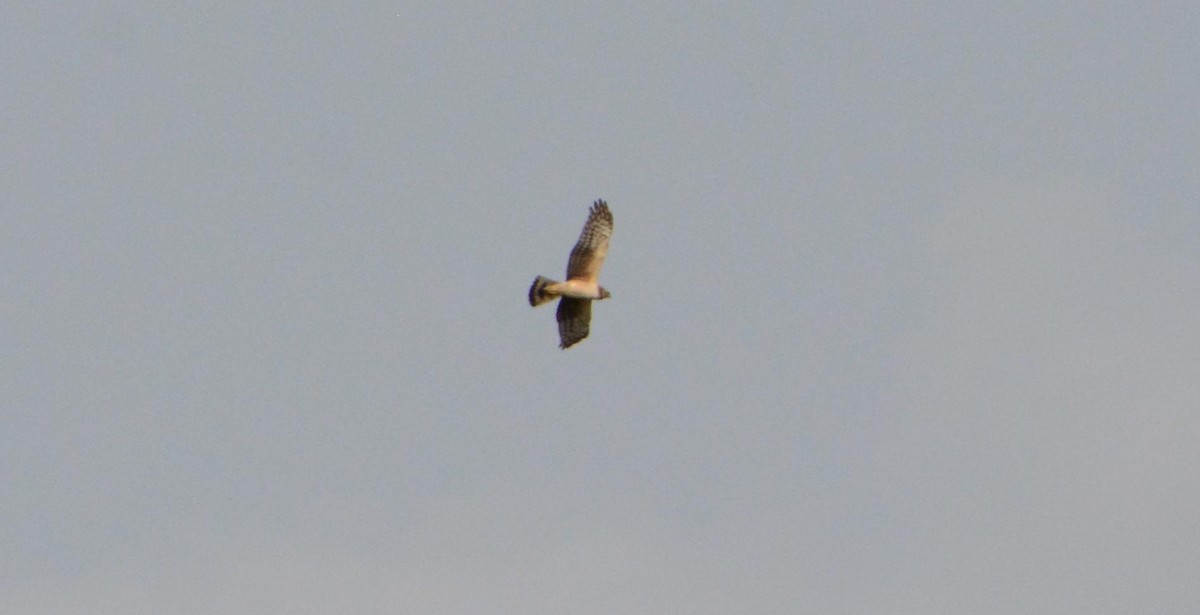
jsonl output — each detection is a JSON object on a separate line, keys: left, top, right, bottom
{"left": 591, "top": 199, "right": 611, "bottom": 219}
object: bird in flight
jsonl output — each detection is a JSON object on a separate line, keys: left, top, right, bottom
{"left": 529, "top": 200, "right": 614, "bottom": 349}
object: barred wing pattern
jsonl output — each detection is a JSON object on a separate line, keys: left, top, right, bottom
{"left": 565, "top": 201, "right": 613, "bottom": 283}
{"left": 556, "top": 297, "right": 591, "bottom": 349}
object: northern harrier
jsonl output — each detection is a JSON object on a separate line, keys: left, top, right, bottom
{"left": 529, "top": 200, "right": 614, "bottom": 349}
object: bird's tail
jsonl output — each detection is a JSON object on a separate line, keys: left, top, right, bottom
{"left": 529, "top": 276, "right": 559, "bottom": 307}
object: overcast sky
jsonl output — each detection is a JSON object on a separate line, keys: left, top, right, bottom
{"left": 3, "top": 3, "right": 1199, "bottom": 614}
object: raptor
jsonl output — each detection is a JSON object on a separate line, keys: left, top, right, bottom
{"left": 529, "top": 200, "right": 614, "bottom": 349}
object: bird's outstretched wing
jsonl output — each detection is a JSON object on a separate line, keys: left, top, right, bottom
{"left": 565, "top": 200, "right": 613, "bottom": 283}
{"left": 556, "top": 297, "right": 592, "bottom": 349}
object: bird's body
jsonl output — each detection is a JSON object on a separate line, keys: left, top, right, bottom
{"left": 531, "top": 278, "right": 606, "bottom": 301}
{"left": 529, "top": 200, "right": 614, "bottom": 348}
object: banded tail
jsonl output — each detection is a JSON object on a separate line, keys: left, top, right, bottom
{"left": 529, "top": 276, "right": 558, "bottom": 307}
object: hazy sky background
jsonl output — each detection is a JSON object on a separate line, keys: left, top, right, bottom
{"left": 3, "top": 3, "right": 1198, "bottom": 613}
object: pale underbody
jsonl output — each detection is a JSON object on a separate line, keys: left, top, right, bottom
{"left": 545, "top": 279, "right": 604, "bottom": 300}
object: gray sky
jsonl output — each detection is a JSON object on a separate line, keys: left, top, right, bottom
{"left": 3, "top": 3, "right": 1199, "bottom": 613}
